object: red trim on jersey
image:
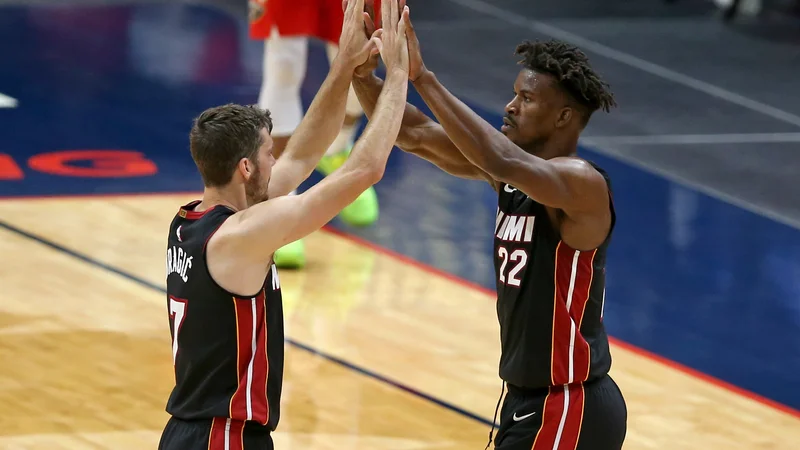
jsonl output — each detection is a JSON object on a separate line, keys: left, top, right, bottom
{"left": 252, "top": 290, "right": 270, "bottom": 424}
{"left": 180, "top": 201, "right": 237, "bottom": 220}
{"left": 571, "top": 249, "right": 597, "bottom": 383}
{"left": 531, "top": 384, "right": 586, "bottom": 450}
{"left": 180, "top": 200, "right": 214, "bottom": 219}
{"left": 551, "top": 243, "right": 595, "bottom": 385}
{"left": 229, "top": 291, "right": 270, "bottom": 425}
{"left": 208, "top": 418, "right": 245, "bottom": 450}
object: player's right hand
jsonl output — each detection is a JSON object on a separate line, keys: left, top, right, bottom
{"left": 402, "top": 3, "right": 428, "bottom": 82}
{"left": 379, "top": 0, "right": 410, "bottom": 75}
{"left": 338, "top": 0, "right": 381, "bottom": 71}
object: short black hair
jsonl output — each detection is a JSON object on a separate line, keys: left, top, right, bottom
{"left": 189, "top": 103, "right": 273, "bottom": 187}
{"left": 515, "top": 39, "right": 616, "bottom": 119}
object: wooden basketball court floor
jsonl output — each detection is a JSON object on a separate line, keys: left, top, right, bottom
{"left": 0, "top": 193, "right": 798, "bottom": 449}
{"left": 3, "top": 0, "right": 800, "bottom": 448}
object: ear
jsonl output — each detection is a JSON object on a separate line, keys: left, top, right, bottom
{"left": 555, "top": 107, "right": 572, "bottom": 129}
{"left": 237, "top": 157, "right": 254, "bottom": 181}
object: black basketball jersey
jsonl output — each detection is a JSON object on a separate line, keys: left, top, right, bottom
{"left": 164, "top": 200, "right": 284, "bottom": 431}
{"left": 493, "top": 163, "right": 615, "bottom": 389}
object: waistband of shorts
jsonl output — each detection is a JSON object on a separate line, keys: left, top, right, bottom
{"left": 505, "top": 383, "right": 550, "bottom": 397}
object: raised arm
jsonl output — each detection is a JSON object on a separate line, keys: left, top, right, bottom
{"left": 352, "top": 72, "right": 495, "bottom": 184}
{"left": 404, "top": 13, "right": 608, "bottom": 220}
{"left": 219, "top": 71, "right": 407, "bottom": 257}
{"left": 266, "top": 0, "right": 380, "bottom": 199}
{"left": 349, "top": 0, "right": 496, "bottom": 186}
{"left": 211, "top": 0, "right": 411, "bottom": 281}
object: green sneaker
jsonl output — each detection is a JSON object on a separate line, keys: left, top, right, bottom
{"left": 273, "top": 239, "right": 305, "bottom": 269}
{"left": 338, "top": 187, "right": 379, "bottom": 226}
{"left": 317, "top": 147, "right": 380, "bottom": 227}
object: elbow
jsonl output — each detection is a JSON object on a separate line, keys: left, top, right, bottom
{"left": 350, "top": 164, "right": 385, "bottom": 188}
{"left": 395, "top": 127, "right": 421, "bottom": 152}
{"left": 365, "top": 165, "right": 385, "bottom": 186}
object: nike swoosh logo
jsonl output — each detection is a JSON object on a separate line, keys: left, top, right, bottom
{"left": 512, "top": 411, "right": 536, "bottom": 422}
{"left": 504, "top": 184, "right": 517, "bottom": 193}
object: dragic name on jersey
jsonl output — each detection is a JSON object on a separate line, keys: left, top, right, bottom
{"left": 166, "top": 245, "right": 193, "bottom": 283}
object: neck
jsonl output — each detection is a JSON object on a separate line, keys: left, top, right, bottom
{"left": 527, "top": 130, "right": 580, "bottom": 160}
{"left": 197, "top": 184, "right": 246, "bottom": 212}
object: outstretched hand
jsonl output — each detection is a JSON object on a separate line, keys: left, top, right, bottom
{"left": 379, "top": 0, "right": 410, "bottom": 75}
{"left": 337, "top": 0, "right": 382, "bottom": 71}
{"left": 402, "top": 3, "right": 427, "bottom": 82}
{"left": 353, "top": 0, "right": 382, "bottom": 78}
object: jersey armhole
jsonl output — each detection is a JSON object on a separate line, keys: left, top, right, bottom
{"left": 601, "top": 184, "right": 617, "bottom": 246}
{"left": 202, "top": 216, "right": 265, "bottom": 299}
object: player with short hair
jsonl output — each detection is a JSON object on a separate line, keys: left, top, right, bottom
{"left": 351, "top": 3, "right": 627, "bottom": 448}
{"left": 158, "top": 1, "right": 409, "bottom": 448}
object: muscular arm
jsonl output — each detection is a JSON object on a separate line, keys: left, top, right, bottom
{"left": 209, "top": 70, "right": 409, "bottom": 293}
{"left": 266, "top": 59, "right": 353, "bottom": 199}
{"left": 412, "top": 71, "right": 609, "bottom": 221}
{"left": 352, "top": 72, "right": 496, "bottom": 186}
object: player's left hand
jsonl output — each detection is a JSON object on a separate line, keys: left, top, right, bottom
{"left": 337, "top": 0, "right": 382, "bottom": 71}
{"left": 354, "top": 0, "right": 382, "bottom": 78}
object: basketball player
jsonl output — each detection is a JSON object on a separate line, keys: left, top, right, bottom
{"left": 352, "top": 5, "right": 627, "bottom": 449}
{"left": 248, "top": 0, "right": 382, "bottom": 269}
{"left": 159, "top": 1, "right": 409, "bottom": 448}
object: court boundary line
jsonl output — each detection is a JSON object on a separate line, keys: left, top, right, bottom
{"left": 2, "top": 191, "right": 799, "bottom": 421}
{"left": 0, "top": 92, "right": 17, "bottom": 108}
{"left": 323, "top": 227, "right": 800, "bottom": 421}
{"left": 0, "top": 215, "right": 495, "bottom": 429}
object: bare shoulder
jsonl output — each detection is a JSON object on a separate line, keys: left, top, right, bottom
{"left": 205, "top": 200, "right": 289, "bottom": 296}
{"left": 549, "top": 157, "right": 613, "bottom": 250}
{"left": 548, "top": 156, "right": 605, "bottom": 180}
{"left": 549, "top": 156, "right": 609, "bottom": 208}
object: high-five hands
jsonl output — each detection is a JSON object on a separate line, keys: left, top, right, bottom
{"left": 349, "top": 0, "right": 428, "bottom": 82}
{"left": 377, "top": 0, "right": 410, "bottom": 75}
{"left": 399, "top": 1, "right": 428, "bottom": 81}
{"left": 353, "top": 0, "right": 382, "bottom": 78}
{"left": 337, "top": 0, "right": 382, "bottom": 70}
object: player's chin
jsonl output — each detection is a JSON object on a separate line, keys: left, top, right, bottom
{"left": 501, "top": 125, "right": 519, "bottom": 142}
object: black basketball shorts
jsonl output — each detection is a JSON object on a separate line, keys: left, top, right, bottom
{"left": 493, "top": 374, "right": 627, "bottom": 450}
{"left": 159, "top": 416, "right": 274, "bottom": 450}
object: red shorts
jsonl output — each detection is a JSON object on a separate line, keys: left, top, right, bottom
{"left": 249, "top": 0, "right": 381, "bottom": 44}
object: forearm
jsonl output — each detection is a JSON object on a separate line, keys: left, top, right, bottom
{"left": 279, "top": 70, "right": 411, "bottom": 240}
{"left": 276, "top": 72, "right": 410, "bottom": 246}
{"left": 284, "top": 60, "right": 353, "bottom": 163}
{"left": 344, "top": 70, "right": 409, "bottom": 176}
{"left": 351, "top": 73, "right": 383, "bottom": 121}
{"left": 412, "top": 71, "right": 510, "bottom": 176}
{"left": 352, "top": 72, "right": 428, "bottom": 150}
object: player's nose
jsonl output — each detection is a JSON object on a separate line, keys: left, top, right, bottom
{"left": 504, "top": 98, "right": 518, "bottom": 116}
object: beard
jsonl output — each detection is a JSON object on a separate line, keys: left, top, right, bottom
{"left": 244, "top": 165, "right": 269, "bottom": 206}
